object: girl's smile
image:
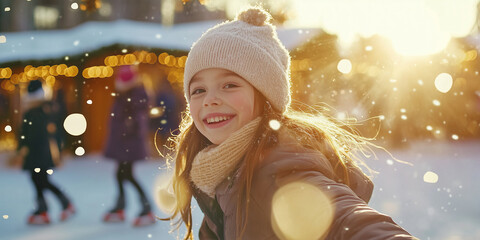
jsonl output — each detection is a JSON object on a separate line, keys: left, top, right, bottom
{"left": 189, "top": 68, "right": 262, "bottom": 145}
{"left": 203, "top": 113, "right": 236, "bottom": 128}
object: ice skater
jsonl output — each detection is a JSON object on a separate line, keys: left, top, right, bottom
{"left": 161, "top": 6, "right": 417, "bottom": 239}
{"left": 13, "top": 79, "right": 75, "bottom": 225}
{"left": 103, "top": 65, "right": 155, "bottom": 226}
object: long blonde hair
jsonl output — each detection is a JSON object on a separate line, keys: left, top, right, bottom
{"left": 163, "top": 100, "right": 378, "bottom": 239}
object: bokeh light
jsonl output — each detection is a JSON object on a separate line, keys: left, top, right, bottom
{"left": 271, "top": 182, "right": 333, "bottom": 240}
{"left": 269, "top": 120, "right": 281, "bottom": 130}
{"left": 337, "top": 59, "right": 352, "bottom": 74}
{"left": 63, "top": 113, "right": 87, "bottom": 136}
{"left": 4, "top": 125, "right": 12, "bottom": 132}
{"left": 75, "top": 146, "right": 85, "bottom": 156}
{"left": 153, "top": 173, "right": 176, "bottom": 215}
{"left": 423, "top": 171, "right": 439, "bottom": 183}
{"left": 434, "top": 73, "right": 453, "bottom": 93}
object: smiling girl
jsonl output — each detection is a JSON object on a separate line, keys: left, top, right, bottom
{"left": 163, "top": 6, "right": 416, "bottom": 240}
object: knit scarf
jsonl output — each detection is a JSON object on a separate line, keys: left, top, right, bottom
{"left": 190, "top": 117, "right": 261, "bottom": 198}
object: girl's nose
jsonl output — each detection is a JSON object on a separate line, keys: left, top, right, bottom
{"left": 203, "top": 92, "right": 222, "bottom": 107}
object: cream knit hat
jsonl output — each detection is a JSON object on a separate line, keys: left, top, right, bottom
{"left": 183, "top": 6, "right": 291, "bottom": 113}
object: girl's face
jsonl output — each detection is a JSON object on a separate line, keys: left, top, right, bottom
{"left": 189, "top": 68, "right": 262, "bottom": 145}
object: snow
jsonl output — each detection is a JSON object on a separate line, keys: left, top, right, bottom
{"left": 0, "top": 19, "right": 320, "bottom": 64}
{"left": 1, "top": 140, "right": 479, "bottom": 240}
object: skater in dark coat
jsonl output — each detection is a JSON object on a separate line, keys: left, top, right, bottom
{"left": 15, "top": 79, "right": 74, "bottom": 225}
{"left": 102, "top": 65, "right": 155, "bottom": 226}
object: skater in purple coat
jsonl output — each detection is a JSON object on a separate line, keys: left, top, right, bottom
{"left": 102, "top": 65, "right": 155, "bottom": 226}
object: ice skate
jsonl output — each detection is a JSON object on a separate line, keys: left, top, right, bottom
{"left": 103, "top": 196, "right": 125, "bottom": 223}
{"left": 28, "top": 211, "right": 50, "bottom": 225}
{"left": 103, "top": 209, "right": 125, "bottom": 223}
{"left": 133, "top": 211, "right": 155, "bottom": 227}
{"left": 60, "top": 204, "right": 75, "bottom": 222}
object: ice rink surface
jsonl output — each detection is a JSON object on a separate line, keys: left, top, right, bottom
{"left": 1, "top": 139, "right": 479, "bottom": 240}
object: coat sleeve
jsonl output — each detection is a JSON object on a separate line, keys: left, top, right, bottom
{"left": 246, "top": 149, "right": 417, "bottom": 240}
{"left": 199, "top": 217, "right": 219, "bottom": 240}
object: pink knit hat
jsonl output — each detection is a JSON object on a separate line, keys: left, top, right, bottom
{"left": 118, "top": 65, "right": 135, "bottom": 82}
{"left": 183, "top": 7, "right": 291, "bottom": 113}
{"left": 115, "top": 65, "right": 139, "bottom": 91}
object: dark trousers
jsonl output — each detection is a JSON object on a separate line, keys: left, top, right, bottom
{"left": 113, "top": 161, "right": 150, "bottom": 213}
{"left": 30, "top": 170, "right": 69, "bottom": 213}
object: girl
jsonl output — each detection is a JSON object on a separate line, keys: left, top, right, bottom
{"left": 15, "top": 79, "right": 75, "bottom": 224}
{"left": 103, "top": 65, "right": 155, "bottom": 226}
{"left": 163, "top": 7, "right": 416, "bottom": 240}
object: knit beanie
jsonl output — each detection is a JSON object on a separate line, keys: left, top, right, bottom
{"left": 115, "top": 65, "right": 139, "bottom": 91}
{"left": 25, "top": 79, "right": 45, "bottom": 102}
{"left": 118, "top": 65, "right": 135, "bottom": 82}
{"left": 27, "top": 79, "right": 43, "bottom": 93}
{"left": 183, "top": 6, "right": 291, "bottom": 113}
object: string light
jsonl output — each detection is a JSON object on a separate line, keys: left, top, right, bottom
{"left": 1, "top": 50, "right": 188, "bottom": 92}
{"left": 0, "top": 67, "right": 12, "bottom": 78}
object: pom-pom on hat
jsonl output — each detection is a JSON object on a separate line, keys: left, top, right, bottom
{"left": 183, "top": 6, "right": 291, "bottom": 113}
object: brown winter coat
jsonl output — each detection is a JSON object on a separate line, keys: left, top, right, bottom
{"left": 192, "top": 140, "right": 416, "bottom": 239}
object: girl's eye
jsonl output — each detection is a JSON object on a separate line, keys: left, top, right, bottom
{"left": 191, "top": 88, "right": 205, "bottom": 95}
{"left": 224, "top": 83, "right": 239, "bottom": 89}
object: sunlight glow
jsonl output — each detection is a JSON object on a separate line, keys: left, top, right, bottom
{"left": 285, "top": 0, "right": 478, "bottom": 56}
